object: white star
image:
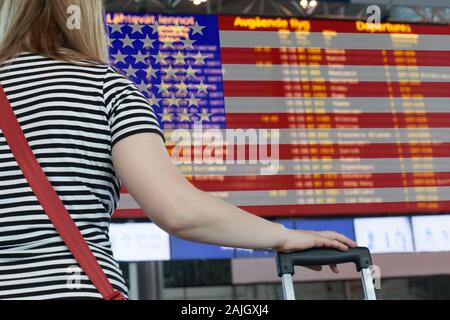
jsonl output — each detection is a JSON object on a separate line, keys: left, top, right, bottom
{"left": 162, "top": 38, "right": 176, "bottom": 49}
{"left": 146, "top": 66, "right": 159, "bottom": 80}
{"left": 167, "top": 94, "right": 181, "bottom": 107}
{"left": 160, "top": 108, "right": 174, "bottom": 122}
{"left": 148, "top": 94, "right": 162, "bottom": 107}
{"left": 130, "top": 23, "right": 144, "bottom": 35}
{"left": 192, "top": 51, "right": 207, "bottom": 65}
{"left": 121, "top": 34, "right": 135, "bottom": 49}
{"left": 191, "top": 21, "right": 205, "bottom": 36}
{"left": 108, "top": 37, "right": 115, "bottom": 49}
{"left": 132, "top": 50, "right": 149, "bottom": 65}
{"left": 136, "top": 80, "right": 150, "bottom": 95}
{"left": 124, "top": 64, "right": 138, "bottom": 78}
{"left": 164, "top": 65, "right": 178, "bottom": 80}
{"left": 112, "top": 50, "right": 127, "bottom": 64}
{"left": 150, "top": 21, "right": 159, "bottom": 35}
{"left": 156, "top": 80, "right": 171, "bottom": 94}
{"left": 176, "top": 81, "right": 189, "bottom": 95}
{"left": 142, "top": 35, "right": 156, "bottom": 49}
{"left": 182, "top": 37, "right": 196, "bottom": 50}
{"left": 187, "top": 94, "right": 201, "bottom": 107}
{"left": 109, "top": 24, "right": 123, "bottom": 34}
{"left": 198, "top": 109, "right": 212, "bottom": 122}
{"left": 173, "top": 51, "right": 186, "bottom": 65}
{"left": 152, "top": 51, "right": 169, "bottom": 65}
{"left": 185, "top": 65, "right": 200, "bottom": 79}
{"left": 178, "top": 108, "right": 192, "bottom": 122}
{"left": 196, "top": 80, "right": 210, "bottom": 94}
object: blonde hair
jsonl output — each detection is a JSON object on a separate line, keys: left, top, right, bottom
{"left": 0, "top": 0, "right": 108, "bottom": 65}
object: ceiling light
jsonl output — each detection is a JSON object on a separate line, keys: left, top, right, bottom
{"left": 191, "top": 0, "right": 208, "bottom": 5}
{"left": 300, "top": 0, "right": 309, "bottom": 9}
{"left": 300, "top": 0, "right": 319, "bottom": 9}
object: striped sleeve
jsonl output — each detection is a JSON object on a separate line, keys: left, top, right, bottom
{"left": 103, "top": 66, "right": 164, "bottom": 147}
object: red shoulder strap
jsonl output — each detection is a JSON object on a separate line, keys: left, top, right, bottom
{"left": 0, "top": 84, "right": 126, "bottom": 300}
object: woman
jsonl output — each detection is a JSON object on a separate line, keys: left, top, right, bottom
{"left": 0, "top": 0, "right": 356, "bottom": 300}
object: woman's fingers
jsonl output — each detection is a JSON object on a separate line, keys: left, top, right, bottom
{"left": 302, "top": 230, "right": 356, "bottom": 248}
{"left": 330, "top": 264, "right": 339, "bottom": 273}
{"left": 306, "top": 265, "right": 339, "bottom": 273}
{"left": 316, "top": 236, "right": 349, "bottom": 251}
{"left": 319, "top": 231, "right": 357, "bottom": 248}
{"left": 275, "top": 229, "right": 354, "bottom": 254}
{"left": 281, "top": 231, "right": 353, "bottom": 273}
{"left": 306, "top": 265, "right": 323, "bottom": 271}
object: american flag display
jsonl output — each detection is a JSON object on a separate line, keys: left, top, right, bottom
{"left": 107, "top": 13, "right": 450, "bottom": 220}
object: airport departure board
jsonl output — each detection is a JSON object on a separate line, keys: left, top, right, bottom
{"left": 107, "top": 13, "right": 450, "bottom": 219}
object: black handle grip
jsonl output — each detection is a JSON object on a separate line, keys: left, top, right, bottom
{"left": 276, "top": 247, "right": 372, "bottom": 277}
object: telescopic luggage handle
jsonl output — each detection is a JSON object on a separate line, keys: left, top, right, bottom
{"left": 276, "top": 247, "right": 372, "bottom": 276}
{"left": 276, "top": 247, "right": 377, "bottom": 300}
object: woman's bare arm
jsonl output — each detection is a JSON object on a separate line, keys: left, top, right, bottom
{"left": 112, "top": 133, "right": 356, "bottom": 255}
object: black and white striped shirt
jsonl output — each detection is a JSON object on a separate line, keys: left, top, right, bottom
{"left": 0, "top": 51, "right": 163, "bottom": 300}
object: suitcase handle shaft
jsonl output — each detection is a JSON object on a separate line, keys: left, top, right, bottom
{"left": 276, "top": 247, "right": 372, "bottom": 277}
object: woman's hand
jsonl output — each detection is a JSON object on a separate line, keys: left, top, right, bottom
{"left": 113, "top": 133, "right": 358, "bottom": 272}
{"left": 273, "top": 229, "right": 358, "bottom": 273}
